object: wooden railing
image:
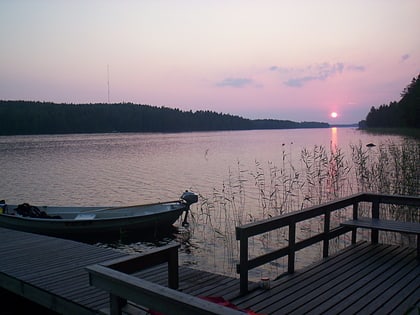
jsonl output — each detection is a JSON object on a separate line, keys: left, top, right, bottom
{"left": 236, "top": 193, "right": 420, "bottom": 294}
{"left": 86, "top": 243, "right": 244, "bottom": 315}
{"left": 85, "top": 193, "right": 419, "bottom": 311}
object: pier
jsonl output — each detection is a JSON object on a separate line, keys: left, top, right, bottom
{"left": 0, "top": 193, "right": 419, "bottom": 314}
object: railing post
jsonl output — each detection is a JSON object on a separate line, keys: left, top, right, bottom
{"left": 351, "top": 202, "right": 359, "bottom": 244}
{"left": 168, "top": 246, "right": 179, "bottom": 289}
{"left": 237, "top": 228, "right": 249, "bottom": 295}
{"left": 417, "top": 236, "right": 420, "bottom": 261}
{"left": 288, "top": 221, "right": 296, "bottom": 273}
{"left": 371, "top": 200, "right": 380, "bottom": 244}
{"left": 110, "top": 293, "right": 126, "bottom": 315}
{"left": 323, "top": 210, "right": 330, "bottom": 258}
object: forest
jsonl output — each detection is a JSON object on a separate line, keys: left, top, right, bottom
{"left": 359, "top": 74, "right": 420, "bottom": 129}
{"left": 0, "top": 101, "right": 329, "bottom": 135}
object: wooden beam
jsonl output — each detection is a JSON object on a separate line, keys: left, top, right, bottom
{"left": 100, "top": 243, "right": 180, "bottom": 289}
{"left": 0, "top": 273, "right": 95, "bottom": 315}
{"left": 234, "top": 193, "right": 420, "bottom": 297}
{"left": 323, "top": 210, "right": 331, "bottom": 258}
{"left": 288, "top": 221, "right": 296, "bottom": 274}
{"left": 87, "top": 264, "right": 245, "bottom": 315}
{"left": 371, "top": 200, "right": 380, "bottom": 244}
{"left": 238, "top": 230, "right": 249, "bottom": 295}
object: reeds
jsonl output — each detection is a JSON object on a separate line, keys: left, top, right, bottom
{"left": 189, "top": 139, "right": 419, "bottom": 279}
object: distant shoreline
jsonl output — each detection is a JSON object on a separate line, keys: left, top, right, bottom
{"left": 330, "top": 124, "right": 358, "bottom": 128}
{"left": 1, "top": 100, "right": 331, "bottom": 136}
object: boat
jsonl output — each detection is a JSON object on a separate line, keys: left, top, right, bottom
{"left": 0, "top": 191, "right": 198, "bottom": 239}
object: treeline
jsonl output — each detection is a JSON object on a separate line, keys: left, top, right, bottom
{"left": 359, "top": 74, "right": 420, "bottom": 129}
{"left": 0, "top": 101, "right": 329, "bottom": 135}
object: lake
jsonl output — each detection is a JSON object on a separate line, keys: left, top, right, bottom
{"left": 0, "top": 128, "right": 412, "bottom": 279}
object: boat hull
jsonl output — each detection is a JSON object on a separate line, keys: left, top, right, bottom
{"left": 0, "top": 201, "right": 187, "bottom": 239}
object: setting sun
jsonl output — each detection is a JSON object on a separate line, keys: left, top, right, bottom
{"left": 330, "top": 112, "right": 338, "bottom": 118}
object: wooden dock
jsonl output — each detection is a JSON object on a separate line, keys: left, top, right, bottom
{"left": 0, "top": 227, "right": 419, "bottom": 314}
{"left": 232, "top": 242, "right": 419, "bottom": 314}
{"left": 0, "top": 193, "right": 419, "bottom": 314}
{"left": 0, "top": 227, "right": 247, "bottom": 315}
{"left": 0, "top": 227, "right": 127, "bottom": 315}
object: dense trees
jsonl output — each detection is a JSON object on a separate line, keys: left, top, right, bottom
{"left": 0, "top": 101, "right": 329, "bottom": 135}
{"left": 360, "top": 74, "right": 420, "bottom": 129}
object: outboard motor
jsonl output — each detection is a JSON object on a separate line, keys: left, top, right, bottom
{"left": 181, "top": 191, "right": 198, "bottom": 205}
{"left": 180, "top": 191, "right": 198, "bottom": 227}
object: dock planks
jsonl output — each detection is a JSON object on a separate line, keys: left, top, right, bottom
{"left": 0, "top": 228, "right": 245, "bottom": 314}
{"left": 0, "top": 228, "right": 127, "bottom": 314}
{"left": 231, "top": 242, "right": 420, "bottom": 314}
{"left": 0, "top": 227, "right": 419, "bottom": 314}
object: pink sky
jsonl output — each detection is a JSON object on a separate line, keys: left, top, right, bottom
{"left": 1, "top": 0, "right": 419, "bottom": 124}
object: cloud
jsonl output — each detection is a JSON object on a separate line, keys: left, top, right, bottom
{"left": 216, "top": 78, "right": 254, "bottom": 88}
{"left": 282, "top": 62, "right": 344, "bottom": 87}
{"left": 284, "top": 76, "right": 319, "bottom": 87}
{"left": 347, "top": 64, "right": 366, "bottom": 72}
{"left": 271, "top": 62, "right": 365, "bottom": 88}
{"left": 401, "top": 54, "right": 410, "bottom": 62}
{"left": 269, "top": 66, "right": 290, "bottom": 73}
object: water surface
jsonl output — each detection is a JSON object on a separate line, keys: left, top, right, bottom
{"left": 0, "top": 128, "right": 408, "bottom": 279}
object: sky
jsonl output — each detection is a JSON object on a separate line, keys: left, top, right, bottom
{"left": 1, "top": 0, "right": 419, "bottom": 124}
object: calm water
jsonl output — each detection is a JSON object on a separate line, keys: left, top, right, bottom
{"left": 0, "top": 128, "right": 408, "bottom": 279}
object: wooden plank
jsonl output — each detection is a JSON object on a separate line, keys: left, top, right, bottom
{"left": 359, "top": 261, "right": 420, "bottom": 314}
{"left": 1, "top": 243, "right": 123, "bottom": 276}
{"left": 38, "top": 272, "right": 91, "bottom": 293}
{"left": 235, "top": 193, "right": 363, "bottom": 237}
{"left": 87, "top": 264, "right": 246, "bottom": 315}
{"left": 187, "top": 275, "right": 239, "bottom": 297}
{"left": 3, "top": 227, "right": 245, "bottom": 313}
{"left": 100, "top": 243, "right": 181, "bottom": 291}
{"left": 342, "top": 218, "right": 420, "bottom": 258}
{"left": 104, "top": 242, "right": 418, "bottom": 315}
{"left": 0, "top": 228, "right": 129, "bottom": 314}
{"left": 233, "top": 242, "right": 373, "bottom": 308}
{"left": 196, "top": 280, "right": 239, "bottom": 299}
{"left": 342, "top": 218, "right": 420, "bottom": 234}
{"left": 178, "top": 267, "right": 220, "bottom": 289}
{"left": 363, "top": 193, "right": 420, "bottom": 207}
{"left": 232, "top": 244, "right": 418, "bottom": 315}
{"left": 306, "top": 247, "right": 417, "bottom": 314}
{"left": 101, "top": 244, "right": 179, "bottom": 272}
{"left": 2, "top": 226, "right": 418, "bottom": 315}
{"left": 180, "top": 272, "right": 229, "bottom": 294}
{"left": 388, "top": 286, "right": 420, "bottom": 315}
{"left": 236, "top": 243, "right": 383, "bottom": 311}
{"left": 17, "top": 251, "right": 124, "bottom": 280}
{"left": 0, "top": 273, "right": 96, "bottom": 315}
{"left": 134, "top": 265, "right": 170, "bottom": 286}
{"left": 25, "top": 251, "right": 125, "bottom": 283}
{"left": 257, "top": 245, "right": 401, "bottom": 314}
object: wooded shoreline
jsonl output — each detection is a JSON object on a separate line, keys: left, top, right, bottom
{"left": 0, "top": 100, "right": 329, "bottom": 136}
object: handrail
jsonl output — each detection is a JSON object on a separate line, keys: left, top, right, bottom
{"left": 87, "top": 265, "right": 244, "bottom": 315}
{"left": 99, "top": 243, "right": 180, "bottom": 289}
{"left": 87, "top": 243, "right": 244, "bottom": 315}
{"left": 236, "top": 193, "right": 420, "bottom": 294}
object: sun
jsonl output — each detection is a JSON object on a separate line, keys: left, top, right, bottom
{"left": 330, "top": 112, "right": 338, "bottom": 118}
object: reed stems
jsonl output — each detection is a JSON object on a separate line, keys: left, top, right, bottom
{"left": 189, "top": 139, "right": 419, "bottom": 279}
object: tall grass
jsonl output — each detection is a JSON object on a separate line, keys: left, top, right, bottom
{"left": 351, "top": 140, "right": 419, "bottom": 196}
{"left": 190, "top": 139, "right": 419, "bottom": 279}
{"left": 350, "top": 139, "right": 420, "bottom": 247}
